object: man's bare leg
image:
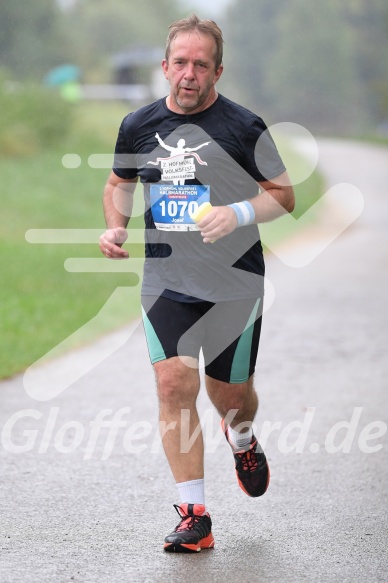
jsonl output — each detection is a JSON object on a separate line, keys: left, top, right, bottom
{"left": 205, "top": 374, "right": 269, "bottom": 497}
{"left": 205, "top": 374, "right": 258, "bottom": 431}
{"left": 154, "top": 356, "right": 203, "bottom": 483}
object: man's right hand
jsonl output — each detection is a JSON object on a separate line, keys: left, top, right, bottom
{"left": 99, "top": 227, "right": 129, "bottom": 259}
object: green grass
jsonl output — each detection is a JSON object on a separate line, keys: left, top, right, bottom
{"left": 0, "top": 102, "right": 323, "bottom": 379}
{"left": 0, "top": 102, "right": 143, "bottom": 378}
{"left": 353, "top": 132, "right": 388, "bottom": 147}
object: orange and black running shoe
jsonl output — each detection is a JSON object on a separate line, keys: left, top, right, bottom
{"left": 221, "top": 419, "right": 270, "bottom": 497}
{"left": 164, "top": 503, "right": 215, "bottom": 553}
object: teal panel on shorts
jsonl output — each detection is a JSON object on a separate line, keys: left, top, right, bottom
{"left": 142, "top": 306, "right": 166, "bottom": 364}
{"left": 230, "top": 298, "right": 261, "bottom": 383}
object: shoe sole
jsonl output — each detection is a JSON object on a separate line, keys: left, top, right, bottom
{"left": 164, "top": 534, "right": 215, "bottom": 553}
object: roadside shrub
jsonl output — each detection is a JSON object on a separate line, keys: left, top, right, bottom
{"left": 0, "top": 72, "right": 73, "bottom": 156}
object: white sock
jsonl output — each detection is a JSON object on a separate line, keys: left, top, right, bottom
{"left": 176, "top": 479, "right": 205, "bottom": 506}
{"left": 227, "top": 425, "right": 253, "bottom": 448}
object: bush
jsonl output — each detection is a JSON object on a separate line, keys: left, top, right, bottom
{"left": 0, "top": 72, "right": 73, "bottom": 156}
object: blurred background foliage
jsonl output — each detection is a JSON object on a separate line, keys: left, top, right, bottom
{"left": 0, "top": 0, "right": 180, "bottom": 82}
{"left": 223, "top": 0, "right": 388, "bottom": 135}
{"left": 0, "top": 0, "right": 387, "bottom": 378}
{"left": 1, "top": 0, "right": 387, "bottom": 137}
{"left": 0, "top": 72, "right": 73, "bottom": 156}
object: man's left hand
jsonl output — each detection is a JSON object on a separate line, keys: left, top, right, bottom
{"left": 197, "top": 206, "right": 238, "bottom": 243}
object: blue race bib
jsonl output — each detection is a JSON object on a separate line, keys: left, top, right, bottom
{"left": 150, "top": 184, "right": 210, "bottom": 231}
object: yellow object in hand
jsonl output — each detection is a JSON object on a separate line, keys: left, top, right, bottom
{"left": 189, "top": 202, "right": 216, "bottom": 242}
{"left": 189, "top": 202, "right": 213, "bottom": 223}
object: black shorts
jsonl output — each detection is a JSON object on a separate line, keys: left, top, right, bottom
{"left": 141, "top": 295, "right": 263, "bottom": 384}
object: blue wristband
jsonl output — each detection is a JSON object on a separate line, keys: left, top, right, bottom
{"left": 228, "top": 200, "right": 255, "bottom": 227}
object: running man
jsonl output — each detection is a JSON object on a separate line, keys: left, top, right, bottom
{"left": 99, "top": 14, "right": 294, "bottom": 553}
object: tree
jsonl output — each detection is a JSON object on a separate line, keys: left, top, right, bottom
{"left": 265, "top": 0, "right": 369, "bottom": 134}
{"left": 61, "top": 0, "right": 185, "bottom": 82}
{"left": 222, "top": 0, "right": 386, "bottom": 134}
{"left": 0, "top": 0, "right": 184, "bottom": 82}
{"left": 0, "top": 0, "right": 70, "bottom": 79}
{"left": 340, "top": 0, "right": 388, "bottom": 123}
{"left": 223, "top": 0, "right": 287, "bottom": 112}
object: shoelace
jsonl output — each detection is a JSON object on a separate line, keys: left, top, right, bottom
{"left": 173, "top": 504, "right": 202, "bottom": 532}
{"left": 235, "top": 445, "right": 259, "bottom": 473}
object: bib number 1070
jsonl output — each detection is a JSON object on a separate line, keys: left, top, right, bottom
{"left": 159, "top": 200, "right": 199, "bottom": 218}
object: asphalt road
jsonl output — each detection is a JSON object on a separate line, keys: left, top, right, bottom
{"left": 1, "top": 139, "right": 387, "bottom": 582}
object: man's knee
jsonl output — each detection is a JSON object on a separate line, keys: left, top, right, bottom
{"left": 154, "top": 356, "right": 200, "bottom": 407}
{"left": 224, "top": 384, "right": 253, "bottom": 412}
{"left": 206, "top": 376, "right": 257, "bottom": 415}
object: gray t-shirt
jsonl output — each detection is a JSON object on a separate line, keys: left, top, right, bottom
{"left": 113, "top": 94, "right": 286, "bottom": 302}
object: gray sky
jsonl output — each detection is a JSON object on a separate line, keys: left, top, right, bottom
{"left": 56, "top": 0, "right": 234, "bottom": 17}
{"left": 178, "top": 0, "right": 233, "bottom": 18}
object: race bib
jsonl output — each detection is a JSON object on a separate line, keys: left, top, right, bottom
{"left": 150, "top": 184, "right": 210, "bottom": 231}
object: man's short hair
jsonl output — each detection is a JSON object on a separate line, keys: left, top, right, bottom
{"left": 165, "top": 14, "right": 224, "bottom": 70}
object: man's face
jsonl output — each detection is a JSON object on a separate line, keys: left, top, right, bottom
{"left": 162, "top": 30, "right": 223, "bottom": 115}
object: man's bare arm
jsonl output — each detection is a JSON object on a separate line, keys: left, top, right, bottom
{"left": 197, "top": 172, "right": 295, "bottom": 243}
{"left": 99, "top": 172, "right": 138, "bottom": 259}
{"left": 251, "top": 172, "right": 295, "bottom": 222}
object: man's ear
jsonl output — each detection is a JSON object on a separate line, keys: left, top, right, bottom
{"left": 214, "top": 64, "right": 224, "bottom": 84}
{"left": 162, "top": 59, "right": 169, "bottom": 80}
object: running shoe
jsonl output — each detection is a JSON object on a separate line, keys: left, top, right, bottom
{"left": 221, "top": 419, "right": 270, "bottom": 497}
{"left": 164, "top": 503, "right": 214, "bottom": 553}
